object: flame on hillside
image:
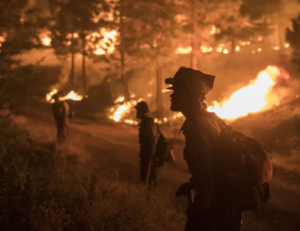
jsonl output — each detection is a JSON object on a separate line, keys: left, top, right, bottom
{"left": 46, "top": 89, "right": 83, "bottom": 103}
{"left": 207, "top": 66, "right": 281, "bottom": 120}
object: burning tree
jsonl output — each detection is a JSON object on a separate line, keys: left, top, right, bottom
{"left": 47, "top": 0, "right": 111, "bottom": 93}
{"left": 104, "top": 0, "right": 179, "bottom": 106}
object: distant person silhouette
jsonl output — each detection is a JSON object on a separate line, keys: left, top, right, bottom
{"left": 135, "top": 101, "right": 158, "bottom": 188}
{"left": 51, "top": 93, "right": 69, "bottom": 144}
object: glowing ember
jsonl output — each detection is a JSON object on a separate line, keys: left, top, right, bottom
{"left": 176, "top": 47, "right": 192, "bottom": 54}
{"left": 114, "top": 96, "right": 125, "bottom": 104}
{"left": 210, "top": 26, "right": 216, "bottom": 34}
{"left": 42, "top": 36, "right": 51, "bottom": 46}
{"left": 46, "top": 89, "right": 83, "bottom": 103}
{"left": 217, "top": 47, "right": 223, "bottom": 52}
{"left": 207, "top": 66, "right": 280, "bottom": 120}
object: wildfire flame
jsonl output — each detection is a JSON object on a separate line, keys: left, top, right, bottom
{"left": 109, "top": 96, "right": 139, "bottom": 125}
{"left": 207, "top": 66, "right": 280, "bottom": 120}
{"left": 46, "top": 89, "right": 83, "bottom": 103}
{"left": 108, "top": 66, "right": 285, "bottom": 124}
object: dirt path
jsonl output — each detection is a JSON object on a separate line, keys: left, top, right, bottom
{"left": 12, "top": 103, "right": 300, "bottom": 231}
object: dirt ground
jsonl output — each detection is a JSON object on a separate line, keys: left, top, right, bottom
{"left": 12, "top": 101, "right": 300, "bottom": 231}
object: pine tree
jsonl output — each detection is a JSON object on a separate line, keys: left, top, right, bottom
{"left": 48, "top": 0, "right": 110, "bottom": 93}
{"left": 240, "top": 0, "right": 282, "bottom": 47}
{"left": 214, "top": 0, "right": 255, "bottom": 53}
{"left": 108, "top": 0, "right": 178, "bottom": 111}
{"left": 120, "top": 0, "right": 178, "bottom": 116}
{"left": 0, "top": 0, "right": 44, "bottom": 109}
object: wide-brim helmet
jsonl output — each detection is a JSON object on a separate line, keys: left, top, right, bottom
{"left": 165, "top": 66, "right": 215, "bottom": 96}
{"left": 134, "top": 101, "right": 149, "bottom": 113}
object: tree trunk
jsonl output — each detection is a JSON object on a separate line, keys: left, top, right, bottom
{"left": 277, "top": 0, "right": 283, "bottom": 51}
{"left": 120, "top": 50, "right": 130, "bottom": 101}
{"left": 82, "top": 39, "right": 86, "bottom": 95}
{"left": 70, "top": 33, "right": 75, "bottom": 85}
{"left": 120, "top": 1, "right": 130, "bottom": 102}
{"left": 156, "top": 63, "right": 163, "bottom": 119}
{"left": 190, "top": 0, "right": 197, "bottom": 69}
{"left": 277, "top": 16, "right": 283, "bottom": 51}
{"left": 231, "top": 38, "right": 236, "bottom": 53}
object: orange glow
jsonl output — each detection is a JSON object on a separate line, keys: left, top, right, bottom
{"left": 176, "top": 46, "right": 192, "bottom": 54}
{"left": 42, "top": 36, "right": 51, "bottom": 46}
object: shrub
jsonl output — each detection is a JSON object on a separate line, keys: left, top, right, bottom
{"left": 0, "top": 116, "right": 185, "bottom": 231}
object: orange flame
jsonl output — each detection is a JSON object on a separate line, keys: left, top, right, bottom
{"left": 109, "top": 96, "right": 138, "bottom": 124}
{"left": 207, "top": 66, "right": 280, "bottom": 120}
{"left": 46, "top": 89, "right": 83, "bottom": 103}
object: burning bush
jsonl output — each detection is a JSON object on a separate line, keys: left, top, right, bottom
{"left": 0, "top": 116, "right": 185, "bottom": 231}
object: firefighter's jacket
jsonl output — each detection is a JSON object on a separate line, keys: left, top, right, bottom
{"left": 181, "top": 111, "right": 226, "bottom": 210}
{"left": 138, "top": 115, "right": 158, "bottom": 158}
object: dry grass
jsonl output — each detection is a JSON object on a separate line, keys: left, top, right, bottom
{"left": 0, "top": 116, "right": 185, "bottom": 231}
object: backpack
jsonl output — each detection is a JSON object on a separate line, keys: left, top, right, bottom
{"left": 153, "top": 125, "right": 174, "bottom": 167}
{"left": 214, "top": 117, "right": 273, "bottom": 189}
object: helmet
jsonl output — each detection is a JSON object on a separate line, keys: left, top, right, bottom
{"left": 134, "top": 101, "right": 149, "bottom": 113}
{"left": 165, "top": 66, "right": 215, "bottom": 96}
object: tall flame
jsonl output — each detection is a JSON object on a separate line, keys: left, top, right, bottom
{"left": 207, "top": 66, "right": 280, "bottom": 120}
